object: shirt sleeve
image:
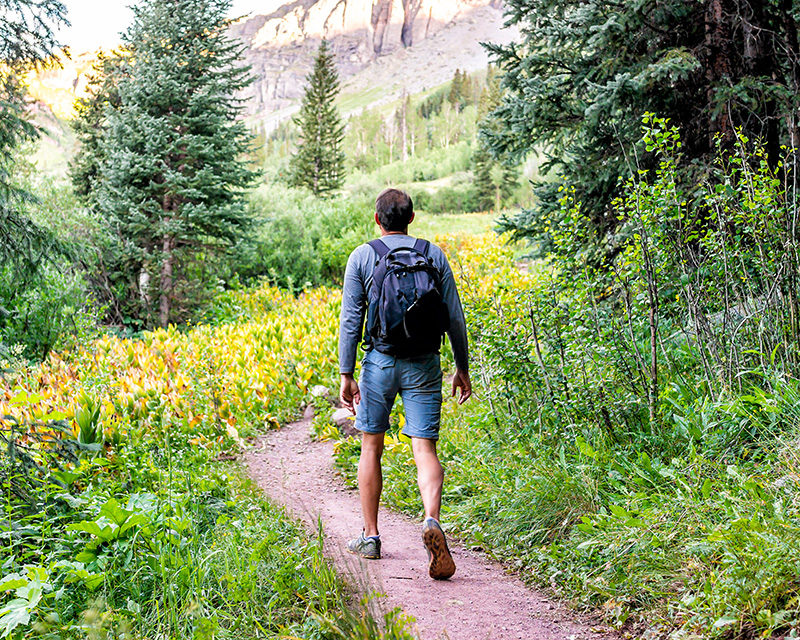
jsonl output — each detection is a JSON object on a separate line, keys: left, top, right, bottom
{"left": 437, "top": 251, "right": 469, "bottom": 373}
{"left": 338, "top": 248, "right": 367, "bottom": 374}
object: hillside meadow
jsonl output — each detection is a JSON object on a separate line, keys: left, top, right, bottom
{"left": 0, "top": 281, "right": 410, "bottom": 637}
{"left": 5, "top": 217, "right": 800, "bottom": 638}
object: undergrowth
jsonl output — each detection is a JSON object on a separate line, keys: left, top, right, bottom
{"left": 1, "top": 285, "right": 414, "bottom": 638}
{"left": 328, "top": 123, "right": 800, "bottom": 640}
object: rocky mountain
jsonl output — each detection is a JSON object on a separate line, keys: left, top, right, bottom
{"left": 26, "top": 0, "right": 516, "bottom": 166}
{"left": 230, "top": 0, "right": 516, "bottom": 128}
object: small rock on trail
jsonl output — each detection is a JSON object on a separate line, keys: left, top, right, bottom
{"left": 244, "top": 419, "right": 616, "bottom": 640}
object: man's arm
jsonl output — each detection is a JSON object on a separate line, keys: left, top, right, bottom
{"left": 338, "top": 248, "right": 367, "bottom": 409}
{"left": 437, "top": 250, "right": 472, "bottom": 403}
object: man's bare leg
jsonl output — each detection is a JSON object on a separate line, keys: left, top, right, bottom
{"left": 358, "top": 432, "right": 385, "bottom": 537}
{"left": 411, "top": 437, "right": 443, "bottom": 521}
{"left": 413, "top": 437, "right": 455, "bottom": 579}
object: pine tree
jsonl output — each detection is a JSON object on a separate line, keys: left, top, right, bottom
{"left": 0, "top": 0, "right": 67, "bottom": 273}
{"left": 88, "top": 0, "right": 256, "bottom": 328}
{"left": 289, "top": 40, "right": 346, "bottom": 197}
{"left": 448, "top": 69, "right": 463, "bottom": 111}
{"left": 474, "top": 69, "right": 517, "bottom": 212}
{"left": 484, "top": 0, "right": 800, "bottom": 248}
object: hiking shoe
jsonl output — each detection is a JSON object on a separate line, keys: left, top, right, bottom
{"left": 347, "top": 532, "right": 381, "bottom": 559}
{"left": 422, "top": 517, "right": 456, "bottom": 580}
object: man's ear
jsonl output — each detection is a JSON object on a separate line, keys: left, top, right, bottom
{"left": 409, "top": 212, "right": 415, "bottom": 225}
{"left": 374, "top": 212, "right": 380, "bottom": 226}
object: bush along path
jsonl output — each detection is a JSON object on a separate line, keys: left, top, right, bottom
{"left": 0, "top": 286, "right": 402, "bottom": 638}
{"left": 245, "top": 411, "right": 617, "bottom": 640}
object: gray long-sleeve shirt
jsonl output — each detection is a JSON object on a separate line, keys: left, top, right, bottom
{"left": 338, "top": 234, "right": 469, "bottom": 374}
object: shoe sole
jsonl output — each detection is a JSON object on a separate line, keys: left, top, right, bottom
{"left": 423, "top": 524, "right": 456, "bottom": 580}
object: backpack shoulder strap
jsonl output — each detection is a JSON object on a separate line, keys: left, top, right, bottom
{"left": 413, "top": 238, "right": 430, "bottom": 256}
{"left": 368, "top": 238, "right": 390, "bottom": 257}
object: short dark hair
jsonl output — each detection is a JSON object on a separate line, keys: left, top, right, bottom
{"left": 375, "top": 188, "right": 413, "bottom": 231}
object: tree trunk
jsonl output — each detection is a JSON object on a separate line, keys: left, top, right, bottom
{"left": 401, "top": 89, "right": 408, "bottom": 163}
{"left": 159, "top": 234, "right": 174, "bottom": 329}
{"left": 705, "top": 0, "right": 735, "bottom": 148}
{"left": 649, "top": 292, "right": 659, "bottom": 425}
{"left": 780, "top": 0, "right": 800, "bottom": 150}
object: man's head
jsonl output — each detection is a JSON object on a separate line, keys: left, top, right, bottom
{"left": 375, "top": 188, "right": 414, "bottom": 232}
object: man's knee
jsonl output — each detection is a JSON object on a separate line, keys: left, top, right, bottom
{"left": 360, "top": 432, "right": 385, "bottom": 459}
{"left": 411, "top": 436, "right": 438, "bottom": 457}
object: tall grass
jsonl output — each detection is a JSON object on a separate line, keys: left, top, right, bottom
{"left": 328, "top": 206, "right": 800, "bottom": 638}
{"left": 1, "top": 282, "right": 415, "bottom": 638}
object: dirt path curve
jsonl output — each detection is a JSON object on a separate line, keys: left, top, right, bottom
{"left": 244, "top": 417, "right": 612, "bottom": 640}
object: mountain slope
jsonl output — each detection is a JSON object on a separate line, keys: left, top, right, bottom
{"left": 25, "top": 1, "right": 518, "bottom": 175}
{"left": 231, "top": 0, "right": 516, "bottom": 128}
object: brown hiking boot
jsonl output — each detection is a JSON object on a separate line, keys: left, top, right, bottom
{"left": 422, "top": 517, "right": 456, "bottom": 580}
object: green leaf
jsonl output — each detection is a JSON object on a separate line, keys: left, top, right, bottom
{"left": 0, "top": 576, "right": 25, "bottom": 593}
{"left": 0, "top": 598, "right": 32, "bottom": 638}
{"left": 75, "top": 550, "right": 98, "bottom": 564}
{"left": 99, "top": 498, "right": 134, "bottom": 527}
{"left": 575, "top": 436, "right": 596, "bottom": 459}
{"left": 67, "top": 520, "right": 115, "bottom": 541}
{"left": 9, "top": 390, "right": 43, "bottom": 406}
{"left": 609, "top": 504, "right": 630, "bottom": 519}
{"left": 701, "top": 478, "right": 713, "bottom": 500}
{"left": 713, "top": 616, "right": 738, "bottom": 628}
{"left": 51, "top": 470, "right": 82, "bottom": 486}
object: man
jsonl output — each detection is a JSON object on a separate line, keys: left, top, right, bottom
{"left": 338, "top": 188, "right": 471, "bottom": 581}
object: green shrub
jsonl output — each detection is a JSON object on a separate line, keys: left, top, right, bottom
{"left": 0, "top": 177, "right": 104, "bottom": 360}
{"left": 227, "top": 184, "right": 374, "bottom": 291}
{"left": 1, "top": 402, "right": 414, "bottom": 639}
{"left": 0, "top": 260, "right": 98, "bottom": 361}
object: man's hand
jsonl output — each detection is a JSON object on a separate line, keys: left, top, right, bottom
{"left": 451, "top": 370, "right": 472, "bottom": 405}
{"left": 340, "top": 373, "right": 361, "bottom": 412}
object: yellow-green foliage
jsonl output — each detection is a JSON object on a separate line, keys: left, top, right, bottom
{"left": 2, "top": 286, "right": 341, "bottom": 443}
{"left": 1, "top": 233, "right": 520, "bottom": 450}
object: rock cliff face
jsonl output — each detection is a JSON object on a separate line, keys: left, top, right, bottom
{"left": 229, "top": 0, "right": 510, "bottom": 123}
{"left": 28, "top": 0, "right": 514, "bottom": 136}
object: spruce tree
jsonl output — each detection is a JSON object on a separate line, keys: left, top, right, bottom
{"left": 289, "top": 40, "right": 346, "bottom": 197}
{"left": 484, "top": 0, "right": 800, "bottom": 248}
{"left": 89, "top": 0, "right": 256, "bottom": 328}
{"left": 0, "top": 0, "right": 67, "bottom": 272}
{"left": 448, "top": 69, "right": 464, "bottom": 111}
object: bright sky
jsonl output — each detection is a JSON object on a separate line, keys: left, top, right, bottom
{"left": 59, "top": 0, "right": 287, "bottom": 53}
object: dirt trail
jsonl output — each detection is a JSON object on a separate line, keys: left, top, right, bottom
{"left": 244, "top": 417, "right": 612, "bottom": 640}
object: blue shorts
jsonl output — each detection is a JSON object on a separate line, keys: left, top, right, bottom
{"left": 354, "top": 349, "right": 443, "bottom": 440}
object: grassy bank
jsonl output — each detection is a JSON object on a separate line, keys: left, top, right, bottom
{"left": 1, "top": 287, "right": 413, "bottom": 638}
{"left": 326, "top": 232, "right": 800, "bottom": 639}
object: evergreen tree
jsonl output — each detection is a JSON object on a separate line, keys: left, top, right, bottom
{"left": 484, "top": 0, "right": 800, "bottom": 249}
{"left": 86, "top": 0, "right": 256, "bottom": 328}
{"left": 0, "top": 0, "right": 67, "bottom": 272}
{"left": 448, "top": 69, "right": 464, "bottom": 111}
{"left": 289, "top": 40, "right": 346, "bottom": 197}
{"left": 474, "top": 68, "right": 517, "bottom": 212}
{"left": 448, "top": 69, "right": 476, "bottom": 113}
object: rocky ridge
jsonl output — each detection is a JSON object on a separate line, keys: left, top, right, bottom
{"left": 230, "top": 0, "right": 516, "bottom": 127}
{"left": 27, "top": 1, "right": 516, "bottom": 145}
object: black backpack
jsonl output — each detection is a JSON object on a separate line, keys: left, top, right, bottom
{"left": 364, "top": 238, "right": 450, "bottom": 358}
